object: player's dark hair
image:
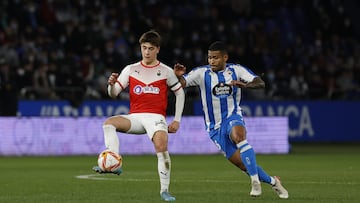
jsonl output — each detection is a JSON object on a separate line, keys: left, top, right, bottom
{"left": 139, "top": 30, "right": 161, "bottom": 47}
{"left": 208, "top": 41, "right": 227, "bottom": 54}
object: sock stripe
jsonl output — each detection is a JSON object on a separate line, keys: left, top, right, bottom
{"left": 237, "top": 140, "right": 252, "bottom": 153}
{"left": 240, "top": 144, "right": 252, "bottom": 153}
{"left": 236, "top": 140, "right": 248, "bottom": 148}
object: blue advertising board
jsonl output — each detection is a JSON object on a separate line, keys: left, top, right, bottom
{"left": 18, "top": 100, "right": 130, "bottom": 117}
{"left": 17, "top": 100, "right": 360, "bottom": 142}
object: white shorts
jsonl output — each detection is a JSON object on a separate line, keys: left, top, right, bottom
{"left": 121, "top": 113, "right": 168, "bottom": 139}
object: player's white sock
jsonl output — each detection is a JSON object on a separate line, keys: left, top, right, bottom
{"left": 103, "top": 124, "right": 119, "bottom": 154}
{"left": 157, "top": 151, "right": 171, "bottom": 193}
{"left": 270, "top": 176, "right": 276, "bottom": 185}
{"left": 250, "top": 174, "right": 260, "bottom": 183}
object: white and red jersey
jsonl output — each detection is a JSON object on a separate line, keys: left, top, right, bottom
{"left": 116, "top": 61, "right": 182, "bottom": 117}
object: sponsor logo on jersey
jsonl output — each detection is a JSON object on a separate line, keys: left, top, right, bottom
{"left": 212, "top": 83, "right": 232, "bottom": 98}
{"left": 133, "top": 85, "right": 160, "bottom": 95}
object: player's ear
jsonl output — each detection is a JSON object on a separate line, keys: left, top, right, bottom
{"left": 223, "top": 54, "right": 229, "bottom": 61}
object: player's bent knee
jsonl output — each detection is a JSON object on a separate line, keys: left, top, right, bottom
{"left": 154, "top": 143, "right": 168, "bottom": 152}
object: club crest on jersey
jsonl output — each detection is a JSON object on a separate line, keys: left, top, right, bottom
{"left": 133, "top": 85, "right": 160, "bottom": 95}
{"left": 212, "top": 83, "right": 232, "bottom": 98}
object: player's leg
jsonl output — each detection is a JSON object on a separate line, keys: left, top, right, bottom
{"left": 142, "top": 113, "right": 175, "bottom": 201}
{"left": 228, "top": 151, "right": 288, "bottom": 199}
{"left": 228, "top": 150, "right": 272, "bottom": 182}
{"left": 229, "top": 150, "right": 276, "bottom": 185}
{"left": 102, "top": 115, "right": 131, "bottom": 154}
{"left": 253, "top": 165, "right": 288, "bottom": 198}
{"left": 228, "top": 149, "right": 247, "bottom": 171}
{"left": 228, "top": 116, "right": 288, "bottom": 198}
{"left": 153, "top": 130, "right": 175, "bottom": 201}
{"left": 102, "top": 114, "right": 146, "bottom": 152}
{"left": 230, "top": 125, "right": 262, "bottom": 197}
{"left": 93, "top": 115, "right": 139, "bottom": 175}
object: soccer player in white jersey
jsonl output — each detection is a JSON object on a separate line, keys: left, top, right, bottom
{"left": 174, "top": 41, "right": 289, "bottom": 199}
{"left": 93, "top": 30, "right": 185, "bottom": 202}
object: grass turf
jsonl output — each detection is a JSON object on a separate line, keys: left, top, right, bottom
{"left": 0, "top": 143, "right": 359, "bottom": 203}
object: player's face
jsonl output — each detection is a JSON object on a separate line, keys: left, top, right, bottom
{"left": 208, "top": 50, "right": 228, "bottom": 72}
{"left": 141, "top": 42, "right": 160, "bottom": 65}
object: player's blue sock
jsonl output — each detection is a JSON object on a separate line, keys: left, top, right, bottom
{"left": 237, "top": 140, "right": 258, "bottom": 176}
{"left": 257, "top": 165, "right": 273, "bottom": 184}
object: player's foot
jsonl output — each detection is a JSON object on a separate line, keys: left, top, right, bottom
{"left": 272, "top": 176, "right": 289, "bottom": 199}
{"left": 92, "top": 166, "right": 122, "bottom": 175}
{"left": 250, "top": 180, "right": 262, "bottom": 197}
{"left": 92, "top": 166, "right": 103, "bottom": 173}
{"left": 160, "top": 191, "right": 176, "bottom": 201}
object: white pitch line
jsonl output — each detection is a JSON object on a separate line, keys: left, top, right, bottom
{"left": 76, "top": 174, "right": 156, "bottom": 181}
{"left": 75, "top": 174, "right": 359, "bottom": 185}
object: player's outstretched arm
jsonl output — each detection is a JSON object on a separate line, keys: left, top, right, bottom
{"left": 174, "top": 63, "right": 187, "bottom": 88}
{"left": 107, "top": 72, "right": 122, "bottom": 98}
{"left": 231, "top": 77, "right": 265, "bottom": 89}
{"left": 168, "top": 120, "right": 180, "bottom": 133}
{"left": 169, "top": 85, "right": 185, "bottom": 133}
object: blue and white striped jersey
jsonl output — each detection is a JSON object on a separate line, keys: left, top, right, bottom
{"left": 184, "top": 63, "right": 257, "bottom": 131}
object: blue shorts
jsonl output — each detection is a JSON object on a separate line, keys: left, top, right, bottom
{"left": 209, "top": 114, "right": 245, "bottom": 159}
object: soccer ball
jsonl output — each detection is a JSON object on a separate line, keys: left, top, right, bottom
{"left": 97, "top": 149, "right": 122, "bottom": 172}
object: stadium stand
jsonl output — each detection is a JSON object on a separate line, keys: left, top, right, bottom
{"left": 0, "top": 0, "right": 359, "bottom": 105}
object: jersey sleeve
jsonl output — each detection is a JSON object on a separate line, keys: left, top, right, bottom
{"left": 166, "top": 67, "right": 182, "bottom": 91}
{"left": 232, "top": 64, "right": 257, "bottom": 83}
{"left": 184, "top": 67, "right": 204, "bottom": 87}
{"left": 117, "top": 65, "right": 131, "bottom": 89}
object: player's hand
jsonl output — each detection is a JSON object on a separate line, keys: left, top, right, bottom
{"left": 174, "top": 63, "right": 186, "bottom": 78}
{"left": 230, "top": 80, "right": 247, "bottom": 88}
{"left": 108, "top": 73, "right": 119, "bottom": 86}
{"left": 168, "top": 121, "right": 180, "bottom": 133}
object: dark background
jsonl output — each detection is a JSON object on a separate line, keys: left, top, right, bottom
{"left": 1, "top": 0, "right": 360, "bottom": 116}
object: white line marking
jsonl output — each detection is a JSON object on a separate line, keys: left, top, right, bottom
{"left": 76, "top": 174, "right": 156, "bottom": 181}
{"left": 75, "top": 174, "right": 359, "bottom": 185}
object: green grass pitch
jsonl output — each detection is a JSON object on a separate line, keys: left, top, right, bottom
{"left": 1, "top": 143, "right": 359, "bottom": 203}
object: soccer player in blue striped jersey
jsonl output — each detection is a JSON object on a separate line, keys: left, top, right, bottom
{"left": 174, "top": 41, "right": 289, "bottom": 199}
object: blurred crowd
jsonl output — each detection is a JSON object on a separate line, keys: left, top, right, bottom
{"left": 0, "top": 0, "right": 359, "bottom": 113}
